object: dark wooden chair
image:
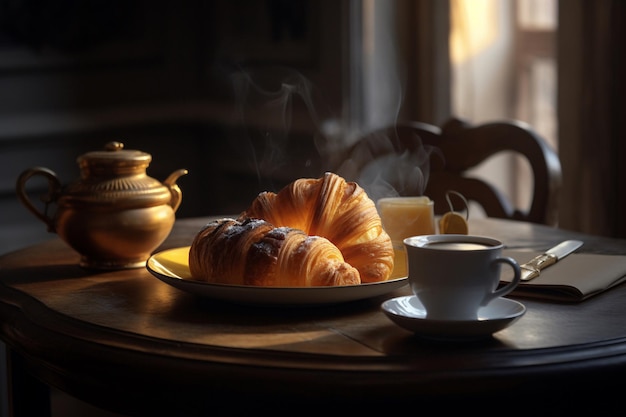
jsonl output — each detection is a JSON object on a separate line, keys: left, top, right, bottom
{"left": 334, "top": 118, "right": 562, "bottom": 226}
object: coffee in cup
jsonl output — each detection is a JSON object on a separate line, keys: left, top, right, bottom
{"left": 403, "top": 234, "right": 521, "bottom": 321}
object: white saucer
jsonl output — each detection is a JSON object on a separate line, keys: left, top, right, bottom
{"left": 381, "top": 295, "right": 526, "bottom": 341}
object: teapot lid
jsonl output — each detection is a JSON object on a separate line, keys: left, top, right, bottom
{"left": 78, "top": 142, "right": 151, "bottom": 176}
{"left": 63, "top": 141, "right": 174, "bottom": 207}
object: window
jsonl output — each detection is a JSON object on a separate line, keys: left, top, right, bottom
{"left": 450, "top": 0, "right": 557, "bottom": 215}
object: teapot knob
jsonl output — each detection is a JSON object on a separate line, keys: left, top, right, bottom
{"left": 163, "top": 169, "right": 189, "bottom": 212}
{"left": 104, "top": 141, "right": 124, "bottom": 151}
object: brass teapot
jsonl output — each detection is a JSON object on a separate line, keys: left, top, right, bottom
{"left": 16, "top": 141, "right": 188, "bottom": 270}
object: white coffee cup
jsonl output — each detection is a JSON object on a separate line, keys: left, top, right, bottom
{"left": 403, "top": 234, "right": 521, "bottom": 321}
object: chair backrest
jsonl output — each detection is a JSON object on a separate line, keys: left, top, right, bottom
{"left": 334, "top": 118, "right": 562, "bottom": 226}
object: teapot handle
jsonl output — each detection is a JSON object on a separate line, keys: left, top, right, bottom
{"left": 16, "top": 167, "right": 62, "bottom": 232}
{"left": 163, "top": 169, "right": 188, "bottom": 213}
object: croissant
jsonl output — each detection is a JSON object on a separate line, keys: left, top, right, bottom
{"left": 240, "top": 172, "right": 394, "bottom": 283}
{"left": 188, "top": 217, "right": 360, "bottom": 286}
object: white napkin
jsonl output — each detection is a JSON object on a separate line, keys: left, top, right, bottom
{"left": 500, "top": 249, "right": 626, "bottom": 302}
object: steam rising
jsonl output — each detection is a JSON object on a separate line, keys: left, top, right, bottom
{"left": 230, "top": 68, "right": 336, "bottom": 188}
{"left": 229, "top": 67, "right": 438, "bottom": 201}
{"left": 334, "top": 128, "right": 438, "bottom": 202}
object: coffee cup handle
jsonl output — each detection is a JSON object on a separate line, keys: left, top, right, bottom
{"left": 485, "top": 257, "right": 522, "bottom": 303}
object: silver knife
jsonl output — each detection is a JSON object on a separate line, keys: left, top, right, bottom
{"left": 520, "top": 240, "right": 583, "bottom": 281}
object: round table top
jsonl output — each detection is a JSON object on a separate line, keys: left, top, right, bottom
{"left": 2, "top": 216, "right": 626, "bottom": 415}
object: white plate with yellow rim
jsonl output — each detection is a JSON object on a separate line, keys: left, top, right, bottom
{"left": 146, "top": 246, "right": 408, "bottom": 306}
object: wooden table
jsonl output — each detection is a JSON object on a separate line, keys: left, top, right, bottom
{"left": 2, "top": 217, "right": 626, "bottom": 416}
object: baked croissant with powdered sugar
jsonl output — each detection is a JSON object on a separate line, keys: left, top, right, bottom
{"left": 188, "top": 172, "right": 394, "bottom": 286}
{"left": 189, "top": 217, "right": 361, "bottom": 286}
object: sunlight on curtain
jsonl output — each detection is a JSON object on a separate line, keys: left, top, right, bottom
{"left": 449, "top": 0, "right": 557, "bottom": 217}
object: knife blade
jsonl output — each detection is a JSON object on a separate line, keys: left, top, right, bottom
{"left": 520, "top": 240, "right": 583, "bottom": 281}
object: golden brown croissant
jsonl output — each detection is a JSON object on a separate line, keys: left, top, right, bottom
{"left": 240, "top": 172, "right": 394, "bottom": 283}
{"left": 189, "top": 217, "right": 360, "bottom": 286}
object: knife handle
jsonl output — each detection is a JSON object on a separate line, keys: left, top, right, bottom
{"left": 520, "top": 253, "right": 558, "bottom": 281}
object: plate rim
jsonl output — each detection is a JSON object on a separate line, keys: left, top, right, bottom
{"left": 146, "top": 246, "right": 408, "bottom": 305}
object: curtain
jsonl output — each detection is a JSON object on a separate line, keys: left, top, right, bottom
{"left": 558, "top": 0, "right": 626, "bottom": 237}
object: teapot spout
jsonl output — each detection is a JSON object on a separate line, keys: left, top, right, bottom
{"left": 164, "top": 169, "right": 188, "bottom": 212}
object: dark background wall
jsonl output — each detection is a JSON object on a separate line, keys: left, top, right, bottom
{"left": 0, "top": 0, "right": 348, "bottom": 254}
